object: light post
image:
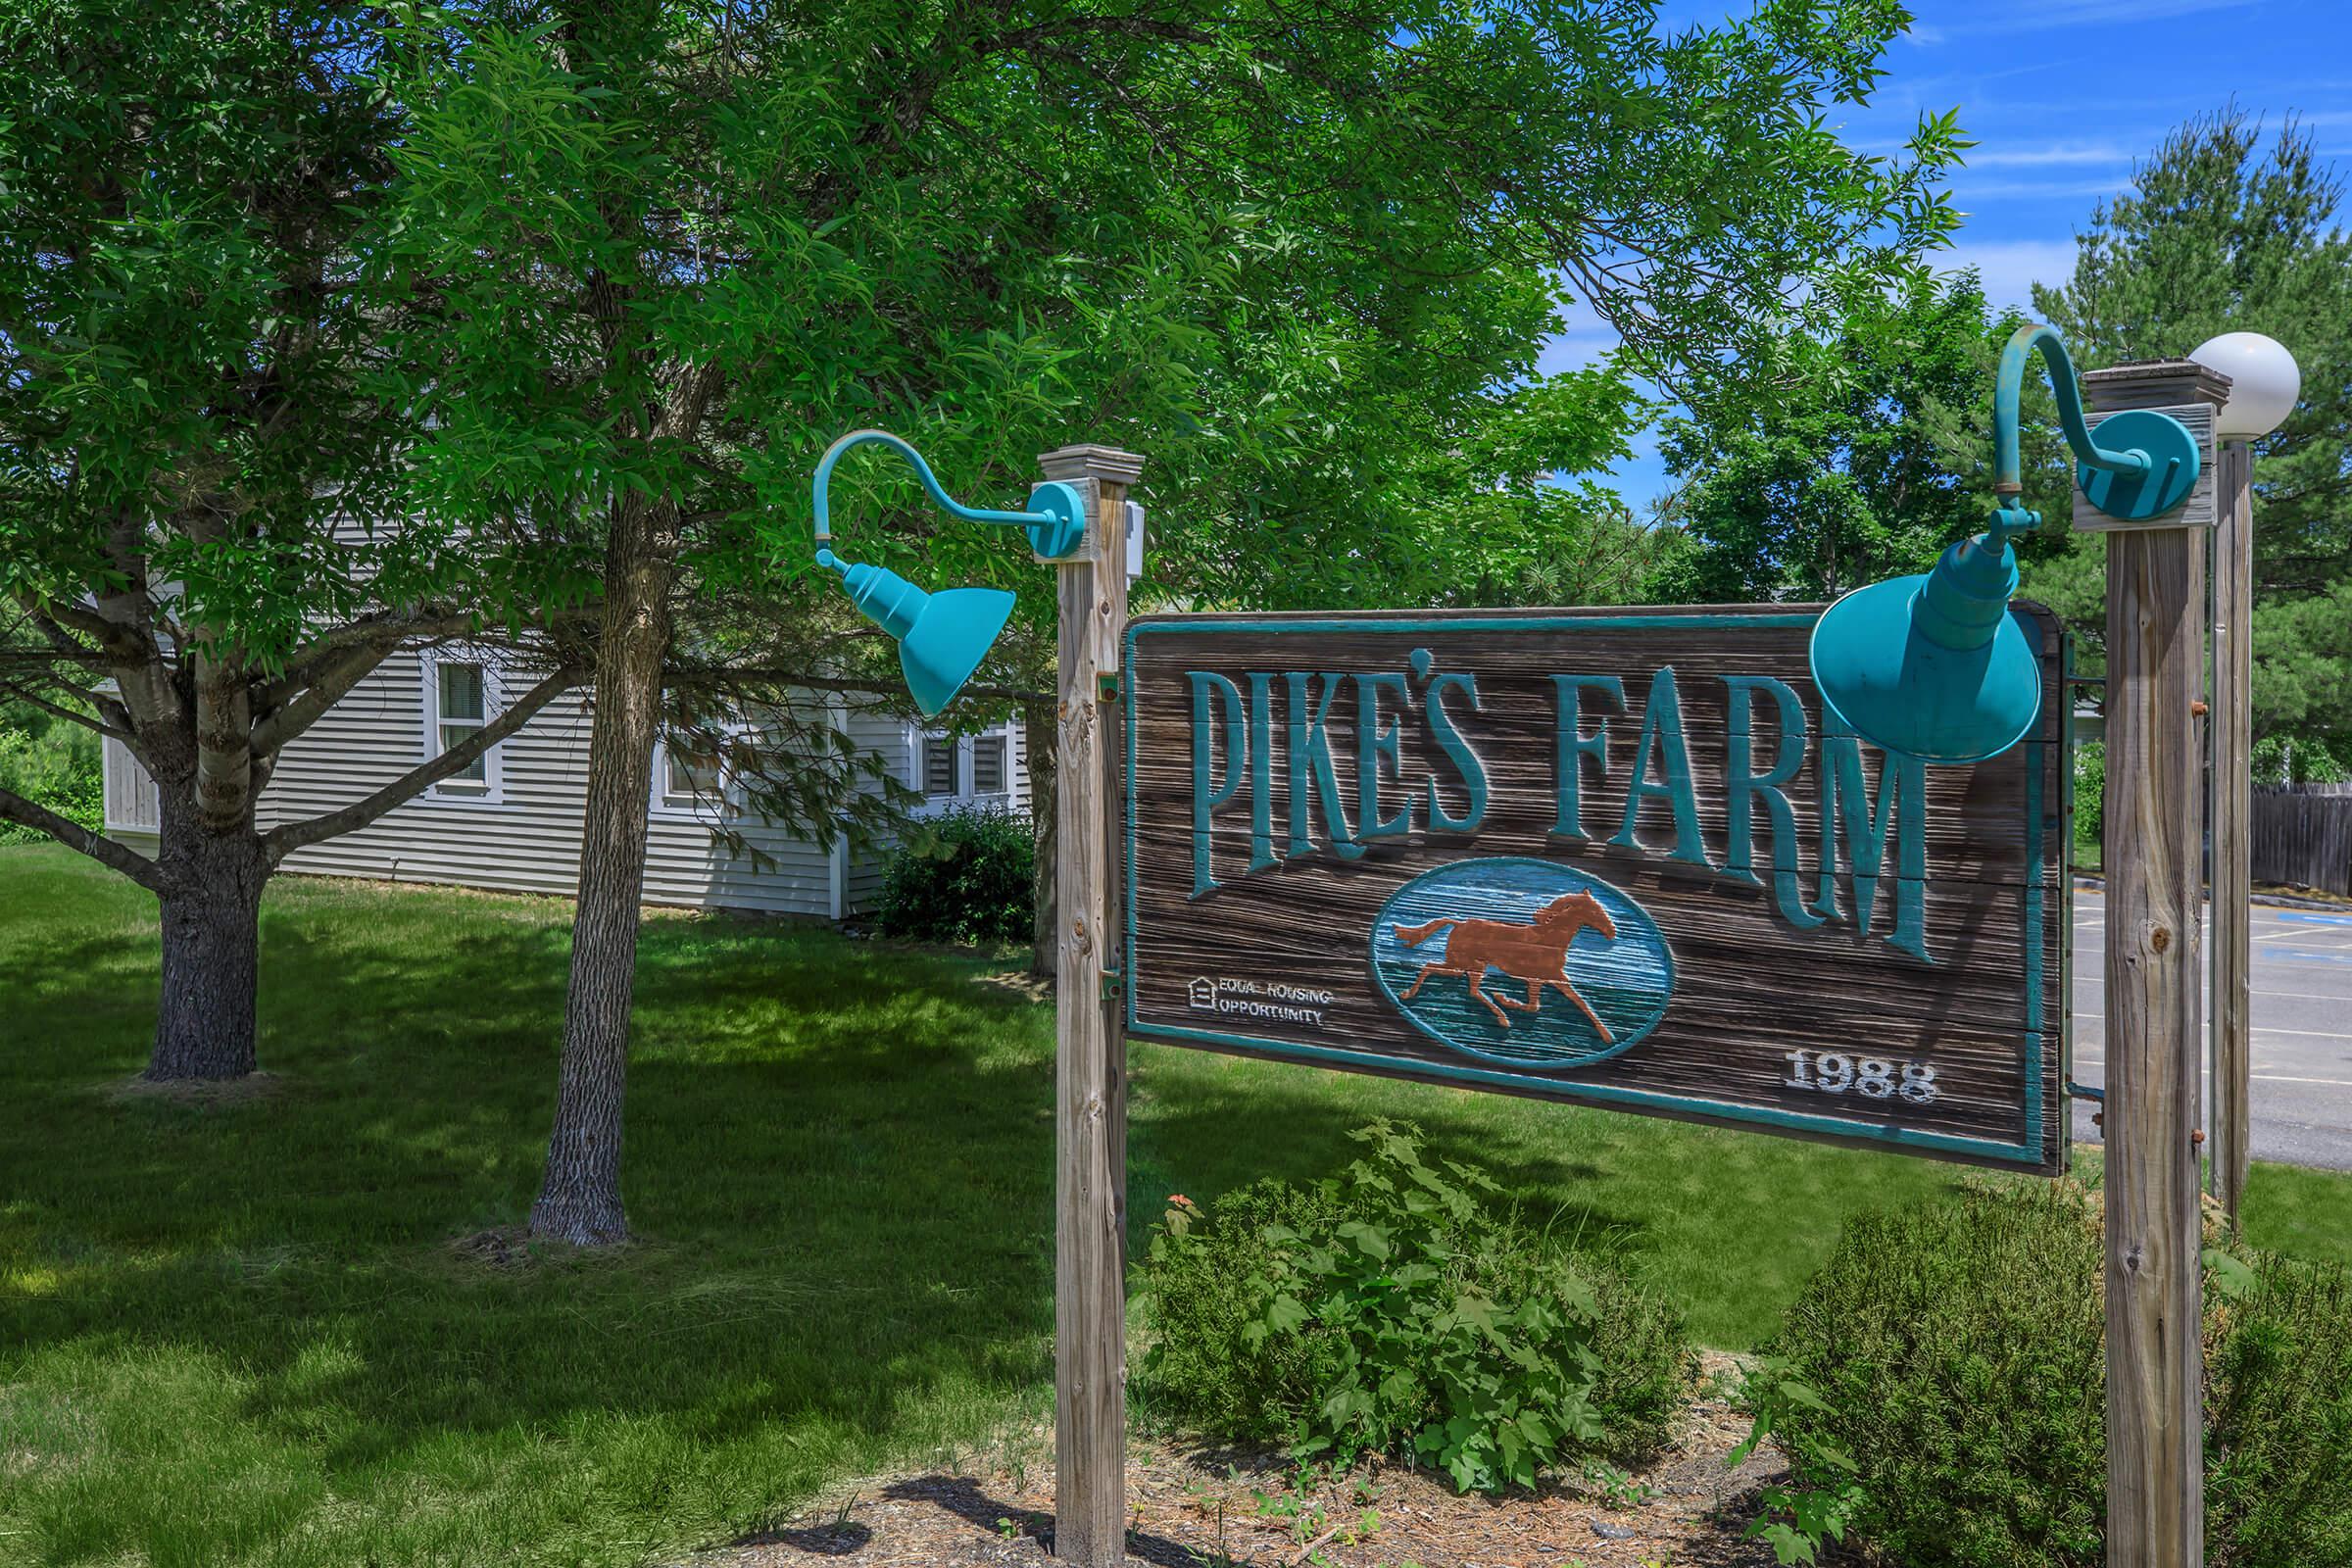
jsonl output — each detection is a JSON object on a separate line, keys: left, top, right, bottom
{"left": 810, "top": 429, "right": 1145, "bottom": 1567}
{"left": 1812, "top": 322, "right": 2217, "bottom": 1567}
{"left": 2188, "top": 331, "right": 2301, "bottom": 1229}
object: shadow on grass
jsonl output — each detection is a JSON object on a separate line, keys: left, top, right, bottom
{"left": 0, "top": 854, "right": 1068, "bottom": 1556}
{"left": 10, "top": 847, "right": 2349, "bottom": 1568}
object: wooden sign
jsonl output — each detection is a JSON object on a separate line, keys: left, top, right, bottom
{"left": 1122, "top": 606, "right": 2071, "bottom": 1174}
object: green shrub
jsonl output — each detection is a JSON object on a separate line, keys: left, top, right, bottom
{"left": 1139, "top": 1120, "right": 1692, "bottom": 1491}
{"left": 1771, "top": 1184, "right": 2352, "bottom": 1568}
{"left": 2072, "top": 738, "right": 2103, "bottom": 848}
{"left": 2207, "top": 1255, "right": 2352, "bottom": 1566}
{"left": 0, "top": 721, "right": 102, "bottom": 845}
{"left": 2252, "top": 733, "right": 2352, "bottom": 786}
{"left": 870, "top": 807, "right": 1033, "bottom": 945}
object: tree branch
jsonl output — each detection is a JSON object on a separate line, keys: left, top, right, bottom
{"left": 250, "top": 640, "right": 395, "bottom": 758}
{"left": 0, "top": 785, "right": 164, "bottom": 891}
{"left": 710, "top": 670, "right": 1053, "bottom": 707}
{"left": 13, "top": 604, "right": 110, "bottom": 669}
{"left": 0, "top": 680, "right": 138, "bottom": 747}
{"left": 23, "top": 594, "right": 133, "bottom": 658}
{"left": 268, "top": 608, "right": 485, "bottom": 704}
{"left": 263, "top": 663, "right": 582, "bottom": 864}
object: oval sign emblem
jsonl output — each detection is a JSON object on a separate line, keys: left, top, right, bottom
{"left": 1371, "top": 858, "right": 1674, "bottom": 1069}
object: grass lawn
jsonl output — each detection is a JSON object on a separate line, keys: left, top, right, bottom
{"left": 4, "top": 842, "right": 2350, "bottom": 1567}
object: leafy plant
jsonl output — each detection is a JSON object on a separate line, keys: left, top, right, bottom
{"left": 871, "top": 807, "right": 1034, "bottom": 946}
{"left": 2072, "top": 739, "right": 2104, "bottom": 849}
{"left": 1581, "top": 1458, "right": 1655, "bottom": 1510}
{"left": 1769, "top": 1186, "right": 2109, "bottom": 1567}
{"left": 1142, "top": 1120, "right": 1691, "bottom": 1493}
{"left": 1772, "top": 1183, "right": 2352, "bottom": 1567}
{"left": 2251, "top": 734, "right": 2352, "bottom": 787}
{"left": 1728, "top": 1359, "right": 1865, "bottom": 1566}
{"left": 0, "top": 720, "right": 101, "bottom": 846}
{"left": 2205, "top": 1253, "right": 2352, "bottom": 1566}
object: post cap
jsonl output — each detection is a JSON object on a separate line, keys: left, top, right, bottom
{"left": 1037, "top": 444, "right": 1147, "bottom": 486}
{"left": 2082, "top": 358, "right": 2232, "bottom": 415}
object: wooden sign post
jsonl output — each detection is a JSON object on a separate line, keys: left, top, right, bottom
{"left": 2189, "top": 330, "right": 2299, "bottom": 1229}
{"left": 2210, "top": 436, "right": 2255, "bottom": 1227}
{"left": 1027, "top": 341, "right": 2232, "bottom": 1567}
{"left": 1039, "top": 443, "right": 1144, "bottom": 1568}
{"left": 2078, "top": 361, "right": 2227, "bottom": 1568}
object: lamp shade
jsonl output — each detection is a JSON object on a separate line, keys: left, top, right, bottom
{"left": 831, "top": 558, "right": 1014, "bottom": 717}
{"left": 897, "top": 586, "right": 1016, "bottom": 717}
{"left": 1809, "top": 531, "right": 2044, "bottom": 765}
{"left": 2191, "top": 331, "right": 2301, "bottom": 439}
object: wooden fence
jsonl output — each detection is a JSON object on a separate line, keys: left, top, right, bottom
{"left": 2251, "top": 786, "right": 2352, "bottom": 896}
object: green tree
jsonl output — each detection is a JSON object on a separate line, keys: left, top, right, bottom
{"left": 0, "top": 3, "right": 590, "bottom": 1081}
{"left": 1652, "top": 272, "right": 2003, "bottom": 603}
{"left": 386, "top": 0, "right": 1964, "bottom": 1242}
{"left": 0, "top": 698, "right": 100, "bottom": 845}
{"left": 2034, "top": 109, "right": 2352, "bottom": 754}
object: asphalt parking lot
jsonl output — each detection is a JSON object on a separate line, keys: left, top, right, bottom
{"left": 2070, "top": 888, "right": 2352, "bottom": 1171}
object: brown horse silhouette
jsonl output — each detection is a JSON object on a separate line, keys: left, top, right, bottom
{"left": 1394, "top": 891, "right": 1618, "bottom": 1036}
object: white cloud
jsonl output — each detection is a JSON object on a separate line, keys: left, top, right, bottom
{"left": 1953, "top": 174, "right": 2137, "bottom": 201}
{"left": 1949, "top": 0, "right": 2257, "bottom": 32}
{"left": 1966, "top": 141, "right": 2134, "bottom": 168}
{"left": 1936, "top": 239, "right": 2080, "bottom": 313}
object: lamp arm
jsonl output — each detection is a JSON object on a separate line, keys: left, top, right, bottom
{"left": 812, "top": 429, "right": 1061, "bottom": 567}
{"left": 1992, "top": 323, "right": 2151, "bottom": 500}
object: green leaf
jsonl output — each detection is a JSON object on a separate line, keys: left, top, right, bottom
{"left": 2203, "top": 1247, "right": 2259, "bottom": 1302}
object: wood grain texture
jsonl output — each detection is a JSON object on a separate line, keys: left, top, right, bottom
{"left": 2082, "top": 359, "right": 2233, "bottom": 413}
{"left": 2071, "top": 402, "right": 2219, "bottom": 533}
{"left": 2103, "top": 526, "right": 2207, "bottom": 1568}
{"left": 1043, "top": 449, "right": 1140, "bottom": 1568}
{"left": 2211, "top": 440, "right": 2253, "bottom": 1226}
{"left": 1124, "top": 606, "right": 2069, "bottom": 1174}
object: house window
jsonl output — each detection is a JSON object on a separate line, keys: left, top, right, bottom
{"left": 921, "top": 732, "right": 961, "bottom": 798}
{"left": 432, "top": 660, "right": 490, "bottom": 793}
{"left": 972, "top": 732, "right": 1006, "bottom": 795}
{"left": 915, "top": 722, "right": 1015, "bottom": 806}
{"left": 652, "top": 725, "right": 747, "bottom": 820}
{"left": 662, "top": 740, "right": 724, "bottom": 808}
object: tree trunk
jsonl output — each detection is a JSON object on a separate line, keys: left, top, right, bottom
{"left": 146, "top": 798, "right": 270, "bottom": 1081}
{"left": 529, "top": 498, "right": 675, "bottom": 1247}
{"left": 1027, "top": 698, "right": 1056, "bottom": 978}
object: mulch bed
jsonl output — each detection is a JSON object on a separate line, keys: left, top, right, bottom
{"left": 677, "top": 1356, "right": 1794, "bottom": 1567}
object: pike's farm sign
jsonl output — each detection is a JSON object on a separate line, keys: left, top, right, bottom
{"left": 1124, "top": 607, "right": 2072, "bottom": 1174}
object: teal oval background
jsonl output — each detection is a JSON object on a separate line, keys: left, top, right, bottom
{"left": 1371, "top": 858, "right": 1674, "bottom": 1069}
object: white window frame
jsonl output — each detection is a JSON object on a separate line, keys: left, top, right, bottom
{"left": 909, "top": 718, "right": 1018, "bottom": 816}
{"left": 418, "top": 650, "right": 507, "bottom": 806}
{"left": 650, "top": 725, "right": 747, "bottom": 822}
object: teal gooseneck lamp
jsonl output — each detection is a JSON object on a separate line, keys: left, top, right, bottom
{"left": 811, "top": 429, "right": 1088, "bottom": 717}
{"left": 1810, "top": 323, "right": 2203, "bottom": 764}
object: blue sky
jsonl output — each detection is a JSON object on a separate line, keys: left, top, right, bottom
{"left": 1548, "top": 0, "right": 2352, "bottom": 510}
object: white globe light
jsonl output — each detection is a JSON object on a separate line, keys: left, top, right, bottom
{"left": 2191, "top": 331, "right": 2301, "bottom": 440}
